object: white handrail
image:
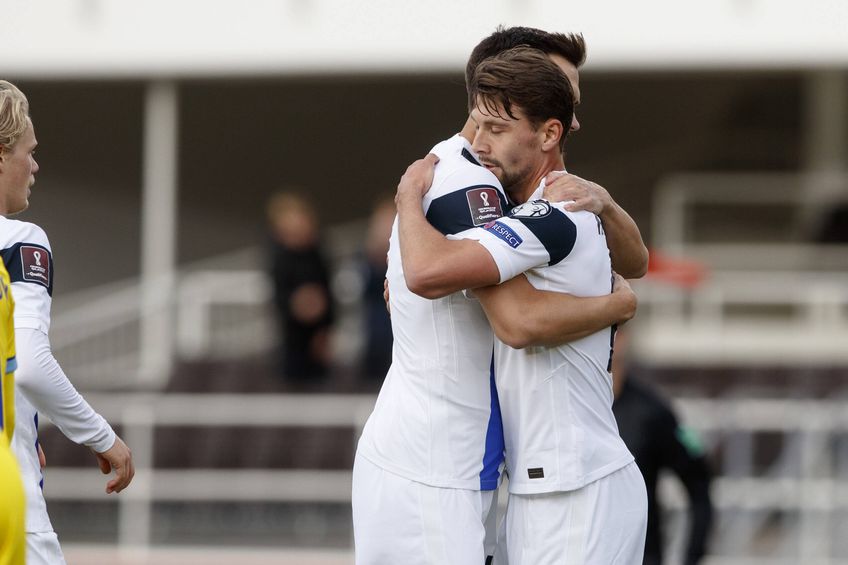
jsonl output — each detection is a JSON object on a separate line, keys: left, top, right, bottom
{"left": 38, "top": 393, "right": 848, "bottom": 562}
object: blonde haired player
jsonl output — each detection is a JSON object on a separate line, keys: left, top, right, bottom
{"left": 0, "top": 79, "right": 135, "bottom": 565}
{"left": 0, "top": 257, "right": 25, "bottom": 565}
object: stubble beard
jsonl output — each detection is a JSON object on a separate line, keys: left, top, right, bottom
{"left": 498, "top": 164, "right": 535, "bottom": 205}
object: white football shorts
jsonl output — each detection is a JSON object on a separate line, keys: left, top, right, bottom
{"left": 494, "top": 461, "right": 647, "bottom": 565}
{"left": 352, "top": 452, "right": 496, "bottom": 565}
{"left": 26, "top": 531, "right": 66, "bottom": 565}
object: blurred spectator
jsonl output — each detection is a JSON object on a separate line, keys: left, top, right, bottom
{"left": 815, "top": 204, "right": 848, "bottom": 242}
{"left": 267, "top": 192, "right": 334, "bottom": 382}
{"left": 358, "top": 197, "right": 395, "bottom": 381}
{"left": 612, "top": 328, "right": 714, "bottom": 565}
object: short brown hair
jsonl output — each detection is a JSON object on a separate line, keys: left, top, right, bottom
{"left": 467, "top": 46, "right": 574, "bottom": 152}
{"left": 0, "top": 80, "right": 30, "bottom": 151}
{"left": 465, "top": 26, "right": 586, "bottom": 89}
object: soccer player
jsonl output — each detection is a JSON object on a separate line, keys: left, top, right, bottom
{"left": 0, "top": 79, "right": 135, "bottom": 565}
{"left": 395, "top": 47, "right": 648, "bottom": 564}
{"left": 352, "top": 31, "right": 647, "bottom": 565}
{"left": 0, "top": 256, "right": 25, "bottom": 565}
{"left": 461, "top": 27, "right": 648, "bottom": 282}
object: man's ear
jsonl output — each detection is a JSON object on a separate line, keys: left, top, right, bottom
{"left": 540, "top": 119, "right": 564, "bottom": 153}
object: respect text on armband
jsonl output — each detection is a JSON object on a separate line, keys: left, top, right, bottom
{"left": 484, "top": 221, "right": 523, "bottom": 249}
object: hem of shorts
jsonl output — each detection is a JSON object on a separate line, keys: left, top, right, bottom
{"left": 507, "top": 453, "right": 634, "bottom": 495}
{"left": 357, "top": 450, "right": 489, "bottom": 491}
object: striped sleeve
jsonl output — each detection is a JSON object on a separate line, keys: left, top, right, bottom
{"left": 451, "top": 200, "right": 577, "bottom": 283}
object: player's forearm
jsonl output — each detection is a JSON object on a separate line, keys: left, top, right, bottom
{"left": 601, "top": 202, "right": 649, "bottom": 279}
{"left": 480, "top": 290, "right": 599, "bottom": 348}
{"left": 396, "top": 192, "right": 498, "bottom": 298}
{"left": 396, "top": 192, "right": 454, "bottom": 297}
{"left": 526, "top": 290, "right": 634, "bottom": 347}
{"left": 476, "top": 278, "right": 634, "bottom": 349}
{"left": 14, "top": 328, "right": 116, "bottom": 452}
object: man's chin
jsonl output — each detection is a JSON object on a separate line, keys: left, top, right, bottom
{"left": 8, "top": 200, "right": 29, "bottom": 216}
{"left": 486, "top": 166, "right": 505, "bottom": 182}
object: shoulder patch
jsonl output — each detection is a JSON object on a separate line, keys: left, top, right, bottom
{"left": 20, "top": 245, "right": 51, "bottom": 288}
{"left": 1, "top": 243, "right": 53, "bottom": 295}
{"left": 509, "top": 199, "right": 552, "bottom": 220}
{"left": 483, "top": 221, "right": 523, "bottom": 249}
{"left": 466, "top": 187, "right": 504, "bottom": 226}
{"left": 426, "top": 184, "right": 506, "bottom": 235}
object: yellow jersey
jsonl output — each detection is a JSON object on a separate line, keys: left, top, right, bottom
{"left": 0, "top": 257, "right": 16, "bottom": 443}
{"left": 0, "top": 258, "right": 25, "bottom": 565}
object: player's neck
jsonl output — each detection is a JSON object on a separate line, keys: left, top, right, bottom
{"left": 513, "top": 153, "right": 564, "bottom": 204}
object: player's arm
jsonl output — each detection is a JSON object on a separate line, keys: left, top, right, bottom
{"left": 15, "top": 328, "right": 134, "bottom": 493}
{"left": 6, "top": 226, "right": 134, "bottom": 493}
{"left": 658, "top": 409, "right": 714, "bottom": 565}
{"left": 474, "top": 273, "right": 636, "bottom": 349}
{"left": 395, "top": 154, "right": 501, "bottom": 298}
{"left": 543, "top": 172, "right": 648, "bottom": 279}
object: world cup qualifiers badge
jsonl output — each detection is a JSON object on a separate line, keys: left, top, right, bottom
{"left": 20, "top": 245, "right": 51, "bottom": 288}
{"left": 466, "top": 187, "right": 503, "bottom": 226}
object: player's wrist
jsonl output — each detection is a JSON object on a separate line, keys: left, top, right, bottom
{"left": 610, "top": 287, "right": 637, "bottom": 323}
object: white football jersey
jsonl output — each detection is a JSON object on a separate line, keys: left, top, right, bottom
{"left": 0, "top": 218, "right": 115, "bottom": 532}
{"left": 454, "top": 179, "right": 633, "bottom": 494}
{"left": 356, "top": 135, "right": 509, "bottom": 490}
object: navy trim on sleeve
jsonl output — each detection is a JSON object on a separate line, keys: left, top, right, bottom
{"left": 512, "top": 207, "right": 577, "bottom": 266}
{"left": 426, "top": 184, "right": 508, "bottom": 235}
{"left": 1, "top": 243, "right": 54, "bottom": 296}
{"left": 461, "top": 148, "right": 481, "bottom": 166}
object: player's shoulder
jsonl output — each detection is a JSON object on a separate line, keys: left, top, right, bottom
{"left": 508, "top": 198, "right": 584, "bottom": 234}
{"left": 0, "top": 219, "right": 54, "bottom": 293}
{"left": 0, "top": 218, "right": 50, "bottom": 250}
{"left": 428, "top": 135, "right": 501, "bottom": 198}
{"left": 520, "top": 199, "right": 602, "bottom": 241}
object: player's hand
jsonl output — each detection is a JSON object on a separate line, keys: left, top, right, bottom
{"left": 38, "top": 444, "right": 46, "bottom": 468}
{"left": 396, "top": 153, "right": 439, "bottom": 203}
{"left": 383, "top": 278, "right": 391, "bottom": 316}
{"left": 93, "top": 435, "right": 135, "bottom": 494}
{"left": 611, "top": 273, "right": 637, "bottom": 323}
{"left": 543, "top": 171, "right": 611, "bottom": 215}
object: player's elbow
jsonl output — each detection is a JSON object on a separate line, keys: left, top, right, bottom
{"left": 13, "top": 350, "right": 44, "bottom": 395}
{"left": 404, "top": 268, "right": 452, "bottom": 300}
{"left": 619, "top": 246, "right": 649, "bottom": 279}
{"left": 11, "top": 329, "right": 54, "bottom": 393}
{"left": 492, "top": 321, "right": 535, "bottom": 350}
{"left": 499, "top": 334, "right": 532, "bottom": 350}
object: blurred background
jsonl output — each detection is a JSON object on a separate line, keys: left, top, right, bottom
{"left": 2, "top": 0, "right": 848, "bottom": 563}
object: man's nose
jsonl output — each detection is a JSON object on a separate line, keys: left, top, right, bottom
{"left": 570, "top": 114, "right": 581, "bottom": 133}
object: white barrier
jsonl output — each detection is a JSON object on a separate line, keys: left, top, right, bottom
{"left": 39, "top": 393, "right": 848, "bottom": 563}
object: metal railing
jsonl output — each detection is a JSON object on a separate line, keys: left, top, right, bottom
{"left": 39, "top": 393, "right": 848, "bottom": 563}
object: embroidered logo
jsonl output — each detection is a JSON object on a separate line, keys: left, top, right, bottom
{"left": 510, "top": 199, "right": 552, "bottom": 219}
{"left": 466, "top": 187, "right": 503, "bottom": 226}
{"left": 20, "top": 246, "right": 51, "bottom": 289}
